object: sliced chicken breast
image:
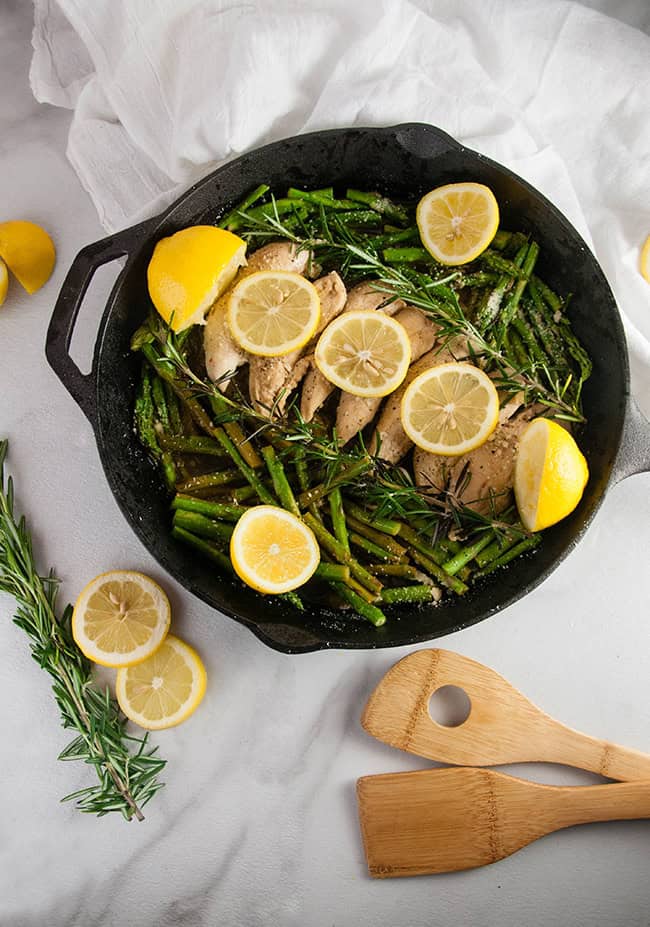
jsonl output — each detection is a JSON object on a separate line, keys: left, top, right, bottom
{"left": 335, "top": 306, "right": 438, "bottom": 445}
{"left": 299, "top": 280, "right": 408, "bottom": 423}
{"left": 343, "top": 280, "right": 406, "bottom": 316}
{"left": 204, "top": 242, "right": 310, "bottom": 388}
{"left": 369, "top": 349, "right": 442, "bottom": 463}
{"left": 249, "top": 271, "right": 346, "bottom": 415}
{"left": 412, "top": 404, "right": 544, "bottom": 515}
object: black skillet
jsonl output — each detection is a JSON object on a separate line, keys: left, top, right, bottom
{"left": 45, "top": 123, "right": 650, "bottom": 653}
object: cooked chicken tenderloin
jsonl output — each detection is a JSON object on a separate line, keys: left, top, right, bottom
{"left": 412, "top": 405, "right": 545, "bottom": 515}
{"left": 300, "top": 280, "right": 407, "bottom": 423}
{"left": 204, "top": 242, "right": 311, "bottom": 388}
{"left": 249, "top": 271, "right": 346, "bottom": 415}
{"left": 335, "top": 306, "right": 437, "bottom": 444}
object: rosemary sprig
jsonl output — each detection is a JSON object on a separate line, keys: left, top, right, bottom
{"left": 0, "top": 439, "right": 165, "bottom": 819}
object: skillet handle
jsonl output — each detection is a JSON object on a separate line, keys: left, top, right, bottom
{"left": 45, "top": 218, "right": 155, "bottom": 427}
{"left": 611, "top": 394, "right": 650, "bottom": 483}
{"left": 392, "top": 123, "right": 463, "bottom": 159}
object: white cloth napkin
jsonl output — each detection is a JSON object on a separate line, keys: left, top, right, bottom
{"left": 30, "top": 0, "right": 650, "bottom": 406}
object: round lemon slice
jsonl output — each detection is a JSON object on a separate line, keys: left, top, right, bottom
{"left": 116, "top": 634, "right": 207, "bottom": 730}
{"left": 514, "top": 418, "right": 589, "bottom": 531}
{"left": 640, "top": 234, "right": 650, "bottom": 284}
{"left": 314, "top": 310, "right": 411, "bottom": 398}
{"left": 400, "top": 362, "right": 499, "bottom": 456}
{"left": 0, "top": 220, "right": 56, "bottom": 294}
{"left": 0, "top": 258, "right": 8, "bottom": 307}
{"left": 72, "top": 571, "right": 171, "bottom": 667}
{"left": 147, "top": 225, "right": 246, "bottom": 332}
{"left": 230, "top": 505, "right": 320, "bottom": 594}
{"left": 416, "top": 182, "right": 499, "bottom": 265}
{"left": 228, "top": 270, "right": 320, "bottom": 356}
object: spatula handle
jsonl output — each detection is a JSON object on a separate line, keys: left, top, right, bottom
{"left": 548, "top": 780, "right": 650, "bottom": 829}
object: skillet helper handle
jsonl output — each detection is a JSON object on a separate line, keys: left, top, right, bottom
{"left": 45, "top": 218, "right": 154, "bottom": 427}
{"left": 611, "top": 394, "right": 650, "bottom": 483}
{"left": 393, "top": 122, "right": 463, "bottom": 159}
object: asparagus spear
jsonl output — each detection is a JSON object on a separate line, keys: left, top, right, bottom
{"left": 349, "top": 531, "right": 400, "bottom": 563}
{"left": 496, "top": 241, "right": 539, "bottom": 342}
{"left": 474, "top": 535, "right": 541, "bottom": 578}
{"left": 176, "top": 469, "right": 241, "bottom": 492}
{"left": 331, "top": 583, "right": 386, "bottom": 627}
{"left": 172, "top": 525, "right": 234, "bottom": 573}
{"left": 157, "top": 436, "right": 228, "bottom": 457}
{"left": 172, "top": 495, "right": 248, "bottom": 521}
{"left": 329, "top": 487, "right": 349, "bottom": 553}
{"left": 209, "top": 395, "right": 263, "bottom": 469}
{"left": 368, "top": 563, "right": 424, "bottom": 581}
{"left": 314, "top": 562, "right": 350, "bottom": 582}
{"left": 134, "top": 365, "right": 161, "bottom": 457}
{"left": 381, "top": 585, "right": 436, "bottom": 605}
{"left": 297, "top": 459, "right": 371, "bottom": 508}
{"left": 409, "top": 549, "right": 468, "bottom": 595}
{"left": 383, "top": 247, "right": 431, "bottom": 264}
{"left": 172, "top": 510, "right": 234, "bottom": 542}
{"left": 303, "top": 513, "right": 382, "bottom": 596}
{"left": 345, "top": 189, "right": 409, "bottom": 226}
{"left": 441, "top": 533, "right": 494, "bottom": 575}
{"left": 218, "top": 183, "right": 270, "bottom": 230}
{"left": 346, "top": 515, "right": 407, "bottom": 560}
{"left": 262, "top": 446, "right": 300, "bottom": 516}
{"left": 343, "top": 501, "right": 402, "bottom": 536}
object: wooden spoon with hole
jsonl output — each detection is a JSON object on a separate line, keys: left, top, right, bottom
{"left": 361, "top": 649, "right": 650, "bottom": 779}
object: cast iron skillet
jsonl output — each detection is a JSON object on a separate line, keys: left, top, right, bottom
{"left": 46, "top": 124, "right": 650, "bottom": 653}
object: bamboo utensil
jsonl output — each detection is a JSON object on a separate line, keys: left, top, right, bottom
{"left": 361, "top": 648, "right": 650, "bottom": 780}
{"left": 357, "top": 767, "right": 650, "bottom": 877}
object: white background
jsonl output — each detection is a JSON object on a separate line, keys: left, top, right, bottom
{"left": 2, "top": 2, "right": 650, "bottom": 925}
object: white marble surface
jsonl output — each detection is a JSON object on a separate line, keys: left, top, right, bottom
{"left": 2, "top": 3, "right": 650, "bottom": 926}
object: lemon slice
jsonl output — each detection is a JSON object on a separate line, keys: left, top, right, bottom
{"left": 640, "top": 234, "right": 650, "bottom": 284}
{"left": 0, "top": 220, "right": 56, "bottom": 294}
{"left": 230, "top": 505, "right": 320, "bottom": 594}
{"left": 0, "top": 258, "right": 8, "bottom": 306}
{"left": 314, "top": 310, "right": 411, "bottom": 398}
{"left": 72, "top": 571, "right": 171, "bottom": 667}
{"left": 116, "top": 634, "right": 207, "bottom": 730}
{"left": 147, "top": 225, "right": 246, "bottom": 332}
{"left": 416, "top": 182, "right": 499, "bottom": 266}
{"left": 400, "top": 362, "right": 499, "bottom": 456}
{"left": 228, "top": 270, "right": 320, "bottom": 356}
{"left": 514, "top": 418, "right": 589, "bottom": 531}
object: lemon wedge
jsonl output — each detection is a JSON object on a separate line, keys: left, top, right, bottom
{"left": 640, "top": 234, "right": 650, "bottom": 284}
{"left": 314, "top": 310, "right": 412, "bottom": 398}
{"left": 230, "top": 505, "right": 320, "bottom": 594}
{"left": 400, "top": 362, "right": 499, "bottom": 456}
{"left": 228, "top": 270, "right": 320, "bottom": 356}
{"left": 514, "top": 418, "right": 589, "bottom": 531}
{"left": 0, "top": 258, "right": 8, "bottom": 307}
{"left": 116, "top": 634, "right": 207, "bottom": 730}
{"left": 0, "top": 220, "right": 56, "bottom": 294}
{"left": 72, "top": 571, "right": 171, "bottom": 667}
{"left": 147, "top": 225, "right": 246, "bottom": 332}
{"left": 416, "top": 182, "right": 499, "bottom": 266}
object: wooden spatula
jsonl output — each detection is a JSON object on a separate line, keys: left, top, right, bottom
{"left": 361, "top": 649, "right": 650, "bottom": 780}
{"left": 358, "top": 766, "right": 650, "bottom": 877}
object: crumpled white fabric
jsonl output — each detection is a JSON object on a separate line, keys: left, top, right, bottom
{"left": 30, "top": 0, "right": 650, "bottom": 406}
